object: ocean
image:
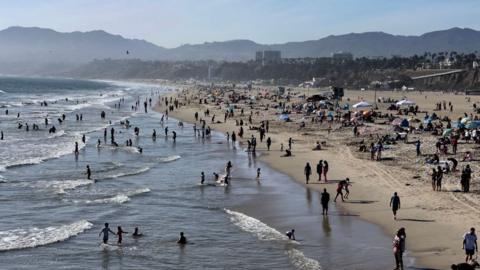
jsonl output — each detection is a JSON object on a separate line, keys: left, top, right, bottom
{"left": 0, "top": 77, "right": 398, "bottom": 269}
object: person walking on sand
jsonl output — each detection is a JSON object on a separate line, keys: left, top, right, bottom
{"left": 316, "top": 160, "right": 323, "bottom": 181}
{"left": 415, "top": 140, "right": 421, "bottom": 156}
{"left": 431, "top": 168, "right": 437, "bottom": 191}
{"left": 304, "top": 162, "right": 312, "bottom": 184}
{"left": 321, "top": 188, "right": 330, "bottom": 215}
{"left": 390, "top": 192, "right": 401, "bottom": 220}
{"left": 334, "top": 181, "right": 344, "bottom": 202}
{"left": 266, "top": 137, "right": 272, "bottom": 151}
{"left": 393, "top": 227, "right": 406, "bottom": 270}
{"left": 344, "top": 178, "right": 351, "bottom": 199}
{"left": 436, "top": 166, "right": 443, "bottom": 191}
{"left": 323, "top": 161, "right": 329, "bottom": 182}
{"left": 99, "top": 223, "right": 116, "bottom": 244}
{"left": 463, "top": 227, "right": 478, "bottom": 263}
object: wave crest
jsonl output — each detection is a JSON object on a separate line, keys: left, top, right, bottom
{"left": 0, "top": 220, "right": 92, "bottom": 251}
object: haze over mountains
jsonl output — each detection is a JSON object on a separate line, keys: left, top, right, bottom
{"left": 0, "top": 26, "right": 480, "bottom": 74}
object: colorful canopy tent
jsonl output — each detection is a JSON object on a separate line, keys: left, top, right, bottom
{"left": 352, "top": 101, "right": 372, "bottom": 109}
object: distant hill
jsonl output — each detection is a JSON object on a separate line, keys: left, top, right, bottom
{"left": 1, "top": 26, "right": 480, "bottom": 75}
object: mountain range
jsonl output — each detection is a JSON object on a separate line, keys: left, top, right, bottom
{"left": 0, "top": 26, "right": 480, "bottom": 69}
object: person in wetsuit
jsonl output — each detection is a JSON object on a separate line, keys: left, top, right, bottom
{"left": 99, "top": 223, "right": 116, "bottom": 244}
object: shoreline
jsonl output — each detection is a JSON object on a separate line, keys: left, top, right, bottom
{"left": 152, "top": 85, "right": 480, "bottom": 269}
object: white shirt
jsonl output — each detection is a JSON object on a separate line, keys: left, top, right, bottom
{"left": 464, "top": 232, "right": 477, "bottom": 250}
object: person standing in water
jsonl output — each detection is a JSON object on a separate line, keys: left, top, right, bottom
{"left": 390, "top": 192, "right": 401, "bottom": 220}
{"left": 116, "top": 226, "right": 128, "bottom": 244}
{"left": 177, "top": 232, "right": 187, "bottom": 244}
{"left": 393, "top": 227, "right": 406, "bottom": 270}
{"left": 132, "top": 227, "right": 143, "bottom": 237}
{"left": 99, "top": 223, "right": 116, "bottom": 244}
{"left": 200, "top": 172, "right": 205, "bottom": 184}
{"left": 74, "top": 142, "right": 79, "bottom": 155}
{"left": 256, "top": 168, "right": 261, "bottom": 179}
{"left": 304, "top": 162, "right": 312, "bottom": 184}
{"left": 321, "top": 188, "right": 330, "bottom": 215}
{"left": 86, "top": 165, "right": 91, "bottom": 180}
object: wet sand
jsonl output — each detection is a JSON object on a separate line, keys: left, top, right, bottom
{"left": 152, "top": 86, "right": 480, "bottom": 269}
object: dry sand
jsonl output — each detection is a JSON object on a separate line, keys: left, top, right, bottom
{"left": 155, "top": 86, "right": 480, "bottom": 269}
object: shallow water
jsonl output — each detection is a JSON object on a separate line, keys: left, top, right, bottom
{"left": 0, "top": 77, "right": 404, "bottom": 269}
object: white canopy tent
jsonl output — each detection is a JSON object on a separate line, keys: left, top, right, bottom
{"left": 352, "top": 101, "right": 372, "bottom": 109}
{"left": 396, "top": 99, "right": 416, "bottom": 106}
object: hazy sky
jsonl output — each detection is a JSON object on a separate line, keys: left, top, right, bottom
{"left": 0, "top": 0, "right": 478, "bottom": 48}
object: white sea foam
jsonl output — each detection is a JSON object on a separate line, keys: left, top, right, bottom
{"left": 82, "top": 188, "right": 151, "bottom": 204}
{"left": 159, "top": 155, "right": 181, "bottom": 163}
{"left": 102, "top": 166, "right": 151, "bottom": 180}
{"left": 225, "top": 209, "right": 322, "bottom": 270}
{"left": 27, "top": 179, "right": 94, "bottom": 194}
{"left": 0, "top": 133, "right": 84, "bottom": 170}
{"left": 0, "top": 220, "right": 93, "bottom": 251}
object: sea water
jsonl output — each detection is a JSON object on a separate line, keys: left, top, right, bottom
{"left": 0, "top": 77, "right": 398, "bottom": 269}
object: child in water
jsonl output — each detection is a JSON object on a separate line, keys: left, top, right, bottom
{"left": 286, "top": 229, "right": 295, "bottom": 240}
{"left": 117, "top": 226, "right": 128, "bottom": 244}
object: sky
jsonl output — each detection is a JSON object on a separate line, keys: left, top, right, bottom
{"left": 0, "top": 0, "right": 479, "bottom": 48}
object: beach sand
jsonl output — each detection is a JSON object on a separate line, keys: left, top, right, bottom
{"left": 155, "top": 86, "right": 480, "bottom": 269}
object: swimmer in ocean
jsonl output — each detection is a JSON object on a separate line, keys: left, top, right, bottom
{"left": 177, "top": 232, "right": 187, "bottom": 245}
{"left": 116, "top": 226, "right": 128, "bottom": 244}
{"left": 132, "top": 227, "right": 143, "bottom": 237}
{"left": 86, "top": 165, "right": 91, "bottom": 180}
{"left": 286, "top": 229, "right": 295, "bottom": 240}
{"left": 74, "top": 142, "right": 79, "bottom": 155}
{"left": 99, "top": 223, "right": 116, "bottom": 244}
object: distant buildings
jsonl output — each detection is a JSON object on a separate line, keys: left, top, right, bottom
{"left": 255, "top": 50, "right": 281, "bottom": 65}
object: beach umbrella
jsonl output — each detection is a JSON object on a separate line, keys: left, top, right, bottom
{"left": 352, "top": 101, "right": 372, "bottom": 109}
{"left": 279, "top": 114, "right": 290, "bottom": 121}
{"left": 396, "top": 99, "right": 416, "bottom": 106}
{"left": 442, "top": 128, "right": 452, "bottom": 137}
{"left": 461, "top": 117, "right": 471, "bottom": 124}
{"left": 391, "top": 118, "right": 403, "bottom": 126}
